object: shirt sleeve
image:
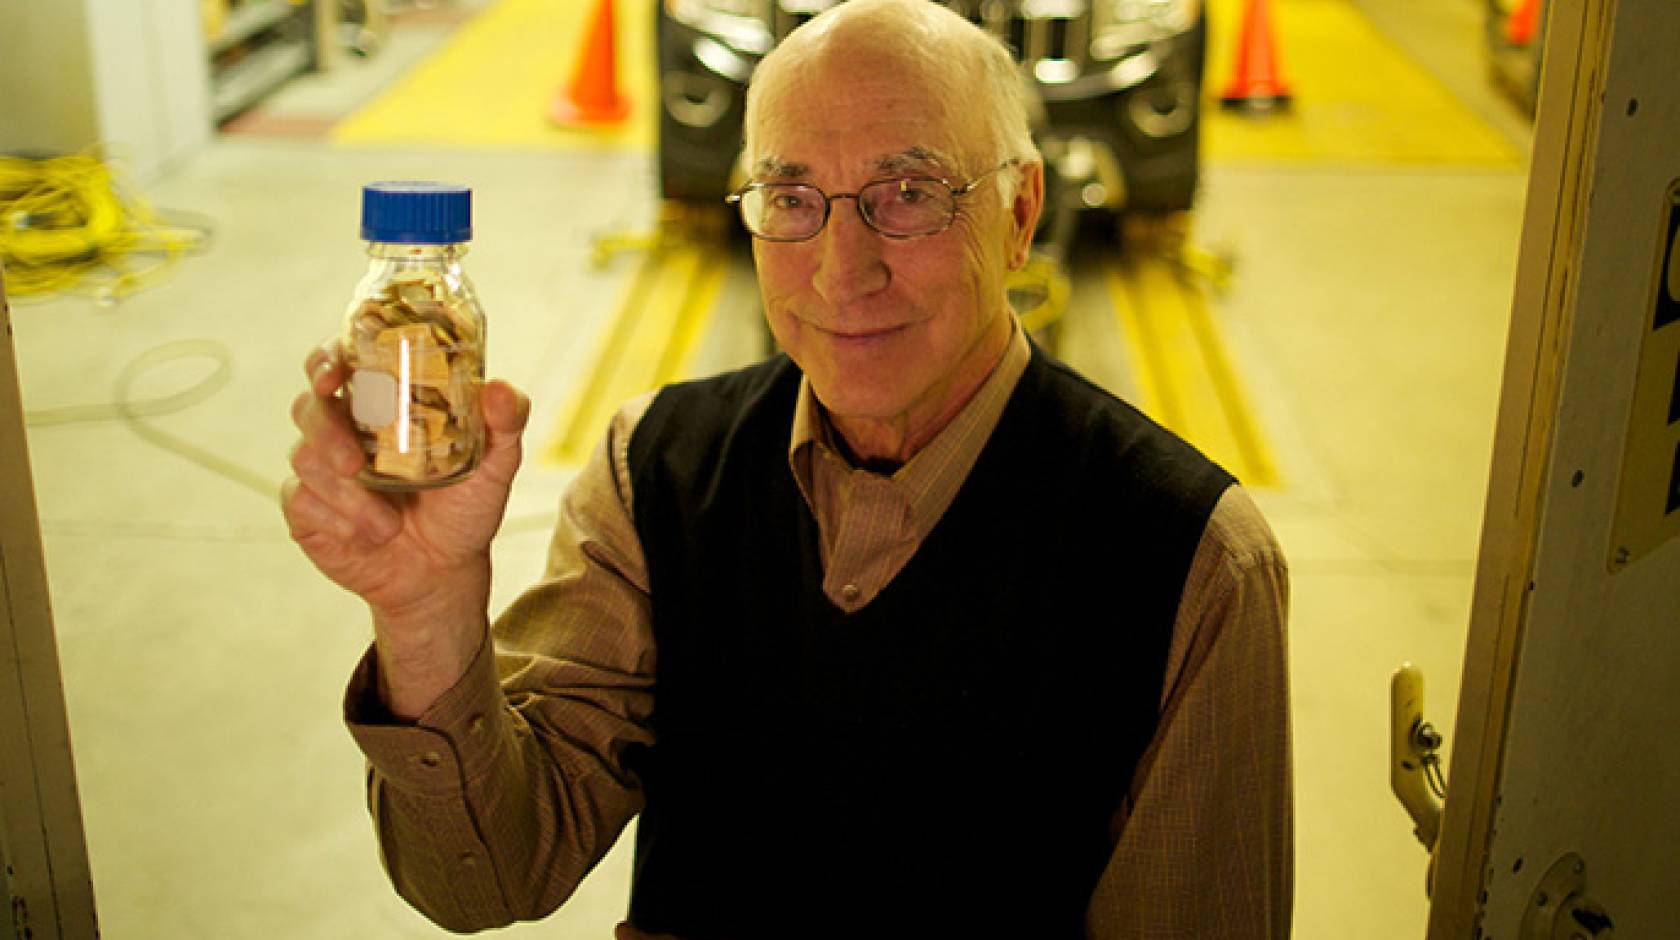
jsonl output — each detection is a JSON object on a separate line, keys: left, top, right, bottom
{"left": 343, "top": 392, "right": 659, "bottom": 932}
{"left": 1087, "top": 485, "right": 1294, "bottom": 939}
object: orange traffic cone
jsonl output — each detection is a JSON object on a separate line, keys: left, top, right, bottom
{"left": 550, "top": 0, "right": 630, "bottom": 126}
{"left": 1505, "top": 0, "right": 1540, "bottom": 46}
{"left": 1220, "top": 0, "right": 1292, "bottom": 112}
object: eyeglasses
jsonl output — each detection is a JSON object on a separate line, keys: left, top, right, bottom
{"left": 726, "top": 159, "right": 1019, "bottom": 242}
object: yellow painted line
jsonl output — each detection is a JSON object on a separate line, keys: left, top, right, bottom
{"left": 1202, "top": 0, "right": 1523, "bottom": 165}
{"left": 1181, "top": 279, "right": 1281, "bottom": 486}
{"left": 545, "top": 240, "right": 728, "bottom": 465}
{"left": 1109, "top": 259, "right": 1181, "bottom": 432}
{"left": 1105, "top": 256, "right": 1281, "bottom": 487}
{"left": 331, "top": 0, "right": 655, "bottom": 152}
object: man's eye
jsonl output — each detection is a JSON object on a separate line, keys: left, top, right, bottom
{"left": 768, "top": 191, "right": 812, "bottom": 210}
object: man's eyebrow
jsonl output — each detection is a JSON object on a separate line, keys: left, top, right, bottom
{"left": 752, "top": 148, "right": 957, "bottom": 181}
{"left": 876, "top": 147, "right": 956, "bottom": 176}
{"left": 753, "top": 157, "right": 809, "bottom": 179}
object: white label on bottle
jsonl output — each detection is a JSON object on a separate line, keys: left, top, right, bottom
{"left": 351, "top": 369, "right": 399, "bottom": 429}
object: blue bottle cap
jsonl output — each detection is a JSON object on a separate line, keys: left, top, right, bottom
{"left": 360, "top": 181, "right": 472, "bottom": 244}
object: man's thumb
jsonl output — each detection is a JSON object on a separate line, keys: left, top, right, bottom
{"left": 480, "top": 379, "right": 530, "bottom": 454}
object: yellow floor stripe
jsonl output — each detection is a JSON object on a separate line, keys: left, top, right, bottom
{"left": 1106, "top": 256, "right": 1281, "bottom": 487}
{"left": 1202, "top": 0, "right": 1523, "bottom": 165}
{"left": 544, "top": 239, "right": 728, "bottom": 465}
{"left": 1110, "top": 262, "right": 1180, "bottom": 432}
{"left": 1181, "top": 280, "right": 1281, "bottom": 486}
{"left": 331, "top": 0, "right": 655, "bottom": 151}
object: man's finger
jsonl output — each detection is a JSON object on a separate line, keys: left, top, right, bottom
{"left": 280, "top": 475, "right": 358, "bottom": 543}
{"left": 293, "top": 393, "right": 364, "bottom": 476}
{"left": 305, "top": 340, "right": 346, "bottom": 398}
{"left": 481, "top": 379, "right": 531, "bottom": 436}
{"left": 289, "top": 438, "right": 402, "bottom": 542}
{"left": 476, "top": 380, "right": 530, "bottom": 487}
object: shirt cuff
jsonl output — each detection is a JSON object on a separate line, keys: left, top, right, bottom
{"left": 342, "top": 635, "right": 512, "bottom": 795}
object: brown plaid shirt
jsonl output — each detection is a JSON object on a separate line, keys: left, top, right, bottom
{"left": 347, "top": 324, "right": 1293, "bottom": 937}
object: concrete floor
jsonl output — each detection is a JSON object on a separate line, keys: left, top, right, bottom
{"left": 8, "top": 0, "right": 1533, "bottom": 936}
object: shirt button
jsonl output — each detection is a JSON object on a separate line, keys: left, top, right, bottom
{"left": 416, "top": 751, "right": 442, "bottom": 769}
{"left": 458, "top": 852, "right": 477, "bottom": 868}
{"left": 841, "top": 583, "right": 861, "bottom": 603}
{"left": 468, "top": 714, "right": 485, "bottom": 734}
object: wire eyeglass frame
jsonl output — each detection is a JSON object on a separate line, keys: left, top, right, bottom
{"left": 725, "top": 158, "right": 1021, "bottom": 242}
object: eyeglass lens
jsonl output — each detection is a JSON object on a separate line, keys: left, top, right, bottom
{"left": 740, "top": 179, "right": 956, "bottom": 240}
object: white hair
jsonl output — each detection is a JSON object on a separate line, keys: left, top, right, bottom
{"left": 744, "top": 0, "right": 1040, "bottom": 205}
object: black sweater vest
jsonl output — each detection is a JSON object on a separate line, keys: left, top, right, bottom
{"left": 623, "top": 349, "right": 1233, "bottom": 938}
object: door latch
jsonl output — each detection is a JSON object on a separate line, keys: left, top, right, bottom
{"left": 1390, "top": 662, "right": 1446, "bottom": 894}
{"left": 1391, "top": 662, "right": 1446, "bottom": 847}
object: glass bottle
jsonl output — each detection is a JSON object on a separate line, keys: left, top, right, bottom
{"left": 341, "top": 182, "right": 486, "bottom": 491}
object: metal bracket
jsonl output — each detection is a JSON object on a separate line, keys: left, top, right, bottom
{"left": 1520, "top": 852, "right": 1616, "bottom": 939}
{"left": 9, "top": 892, "right": 25, "bottom": 940}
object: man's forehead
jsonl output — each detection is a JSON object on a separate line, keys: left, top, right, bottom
{"left": 751, "top": 146, "right": 960, "bottom": 181}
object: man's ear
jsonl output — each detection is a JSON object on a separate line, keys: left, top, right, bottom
{"left": 1007, "top": 161, "right": 1045, "bottom": 270}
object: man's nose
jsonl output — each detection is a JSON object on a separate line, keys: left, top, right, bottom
{"left": 812, "top": 197, "right": 889, "bottom": 305}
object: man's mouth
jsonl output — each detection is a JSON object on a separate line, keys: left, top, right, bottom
{"left": 815, "top": 323, "right": 909, "bottom": 341}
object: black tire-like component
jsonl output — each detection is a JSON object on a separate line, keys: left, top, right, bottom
{"left": 656, "top": 10, "right": 748, "bottom": 205}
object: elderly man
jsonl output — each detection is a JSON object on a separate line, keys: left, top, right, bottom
{"left": 283, "top": 0, "right": 1291, "bottom": 936}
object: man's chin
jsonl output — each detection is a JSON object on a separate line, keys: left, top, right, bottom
{"left": 809, "top": 380, "right": 910, "bottom": 426}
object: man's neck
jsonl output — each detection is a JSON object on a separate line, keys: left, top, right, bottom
{"left": 826, "top": 425, "right": 904, "bottom": 475}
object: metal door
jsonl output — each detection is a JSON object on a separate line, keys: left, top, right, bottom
{"left": 1429, "top": 0, "right": 1680, "bottom": 935}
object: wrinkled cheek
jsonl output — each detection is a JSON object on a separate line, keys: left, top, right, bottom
{"left": 758, "top": 298, "right": 805, "bottom": 363}
{"left": 760, "top": 248, "right": 821, "bottom": 306}
{"left": 955, "top": 238, "right": 996, "bottom": 324}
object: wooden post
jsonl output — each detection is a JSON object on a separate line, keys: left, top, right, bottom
{"left": 0, "top": 271, "right": 100, "bottom": 938}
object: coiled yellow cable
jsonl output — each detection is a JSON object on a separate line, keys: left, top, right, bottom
{"left": 0, "top": 150, "right": 208, "bottom": 301}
